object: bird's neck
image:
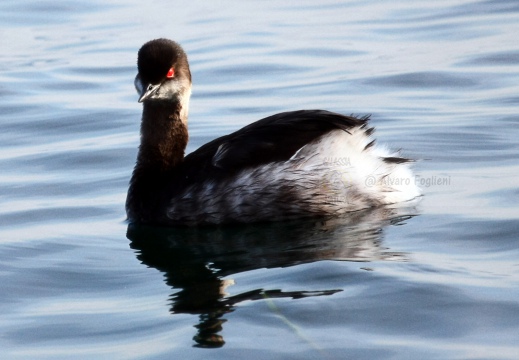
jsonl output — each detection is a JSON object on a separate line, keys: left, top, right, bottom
{"left": 135, "top": 98, "right": 189, "bottom": 173}
{"left": 126, "top": 97, "right": 190, "bottom": 223}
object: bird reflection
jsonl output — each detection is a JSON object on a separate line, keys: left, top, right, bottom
{"left": 128, "top": 206, "right": 417, "bottom": 348}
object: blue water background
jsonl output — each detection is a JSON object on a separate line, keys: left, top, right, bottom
{"left": 1, "top": 0, "right": 519, "bottom": 358}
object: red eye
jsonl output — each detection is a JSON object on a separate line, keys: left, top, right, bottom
{"left": 166, "top": 67, "right": 175, "bottom": 78}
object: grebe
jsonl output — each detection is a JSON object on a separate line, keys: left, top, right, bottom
{"left": 126, "top": 38, "right": 420, "bottom": 226}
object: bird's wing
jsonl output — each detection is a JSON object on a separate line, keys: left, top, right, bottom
{"left": 182, "top": 110, "right": 369, "bottom": 177}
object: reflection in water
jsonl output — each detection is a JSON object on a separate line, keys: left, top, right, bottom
{"left": 128, "top": 206, "right": 417, "bottom": 348}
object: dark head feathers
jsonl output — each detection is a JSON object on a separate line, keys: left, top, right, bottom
{"left": 137, "top": 38, "right": 189, "bottom": 84}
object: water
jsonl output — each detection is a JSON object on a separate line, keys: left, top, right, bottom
{"left": 1, "top": 0, "right": 519, "bottom": 358}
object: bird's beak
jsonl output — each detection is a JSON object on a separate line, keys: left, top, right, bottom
{"left": 138, "top": 83, "right": 161, "bottom": 103}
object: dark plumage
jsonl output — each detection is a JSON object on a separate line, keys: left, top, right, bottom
{"left": 182, "top": 110, "right": 366, "bottom": 178}
{"left": 126, "top": 39, "right": 420, "bottom": 226}
{"left": 137, "top": 39, "right": 191, "bottom": 85}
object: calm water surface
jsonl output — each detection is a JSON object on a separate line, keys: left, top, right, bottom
{"left": 1, "top": 0, "right": 519, "bottom": 359}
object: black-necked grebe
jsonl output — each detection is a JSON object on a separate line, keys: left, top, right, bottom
{"left": 126, "top": 38, "right": 421, "bottom": 226}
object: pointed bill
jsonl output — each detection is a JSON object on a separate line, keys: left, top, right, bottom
{"left": 138, "top": 83, "right": 161, "bottom": 103}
